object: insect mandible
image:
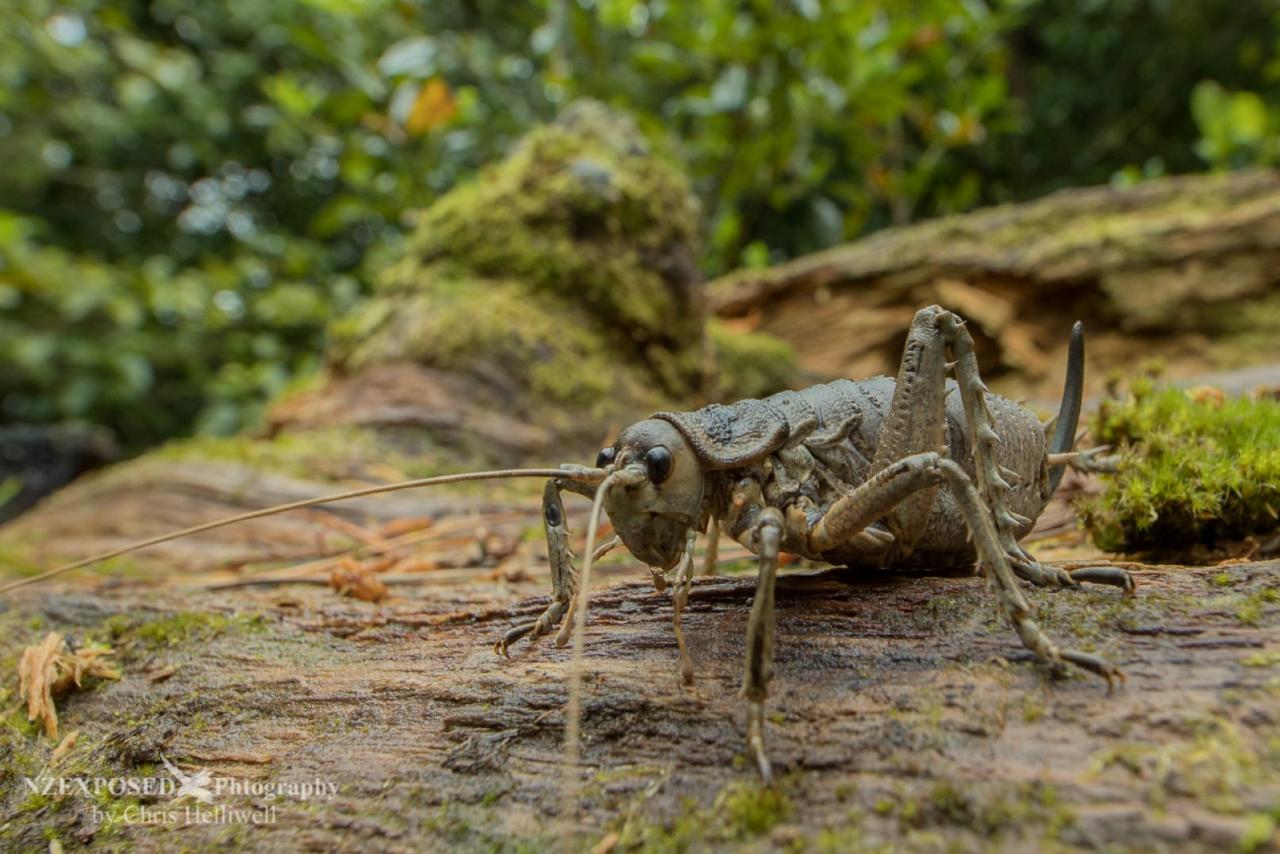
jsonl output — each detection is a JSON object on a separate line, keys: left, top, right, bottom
{"left": 2, "top": 306, "right": 1134, "bottom": 783}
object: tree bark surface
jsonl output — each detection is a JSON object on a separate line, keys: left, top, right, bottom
{"left": 3, "top": 535, "right": 1277, "bottom": 851}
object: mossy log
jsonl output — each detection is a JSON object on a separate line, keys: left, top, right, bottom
{"left": 710, "top": 170, "right": 1280, "bottom": 402}
{"left": 2, "top": 550, "right": 1278, "bottom": 850}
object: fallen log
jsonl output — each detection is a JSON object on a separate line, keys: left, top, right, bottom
{"left": 711, "top": 170, "right": 1280, "bottom": 403}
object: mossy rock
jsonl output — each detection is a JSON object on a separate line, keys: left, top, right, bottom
{"left": 331, "top": 268, "right": 655, "bottom": 422}
{"left": 330, "top": 100, "right": 711, "bottom": 418}
{"left": 1079, "top": 379, "right": 1280, "bottom": 553}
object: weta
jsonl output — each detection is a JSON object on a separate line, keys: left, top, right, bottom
{"left": 3, "top": 306, "right": 1133, "bottom": 783}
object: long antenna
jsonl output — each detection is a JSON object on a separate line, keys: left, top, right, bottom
{"left": 0, "top": 467, "right": 601, "bottom": 595}
{"left": 560, "top": 472, "right": 614, "bottom": 816}
{"left": 560, "top": 464, "right": 644, "bottom": 818}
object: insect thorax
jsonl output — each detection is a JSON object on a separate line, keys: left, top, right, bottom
{"left": 677, "top": 378, "right": 1050, "bottom": 566}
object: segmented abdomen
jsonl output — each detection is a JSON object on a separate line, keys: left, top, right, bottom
{"left": 785, "top": 378, "right": 1048, "bottom": 563}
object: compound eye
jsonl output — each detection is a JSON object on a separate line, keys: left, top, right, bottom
{"left": 595, "top": 447, "right": 616, "bottom": 468}
{"left": 644, "top": 446, "right": 673, "bottom": 484}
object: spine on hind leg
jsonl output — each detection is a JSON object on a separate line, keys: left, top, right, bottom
{"left": 1046, "top": 321, "right": 1084, "bottom": 496}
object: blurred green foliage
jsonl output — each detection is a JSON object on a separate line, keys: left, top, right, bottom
{"left": 0, "top": 0, "right": 548, "bottom": 446}
{"left": 1191, "top": 81, "right": 1280, "bottom": 170}
{"left": 993, "top": 0, "right": 1280, "bottom": 190}
{"left": 2, "top": 0, "right": 1279, "bottom": 450}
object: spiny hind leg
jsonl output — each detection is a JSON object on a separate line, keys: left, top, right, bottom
{"left": 932, "top": 457, "right": 1122, "bottom": 686}
{"left": 869, "top": 306, "right": 954, "bottom": 555}
{"left": 932, "top": 310, "right": 1134, "bottom": 595}
{"left": 1009, "top": 557, "right": 1135, "bottom": 594}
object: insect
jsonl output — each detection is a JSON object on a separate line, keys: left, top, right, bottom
{"left": 3, "top": 306, "right": 1133, "bottom": 784}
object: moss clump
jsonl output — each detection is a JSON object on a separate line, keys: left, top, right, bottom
{"left": 1079, "top": 379, "right": 1280, "bottom": 553}
{"left": 331, "top": 100, "right": 709, "bottom": 417}
{"left": 278, "top": 101, "right": 797, "bottom": 470}
{"left": 150, "top": 426, "right": 390, "bottom": 482}
{"left": 609, "top": 780, "right": 793, "bottom": 850}
{"left": 708, "top": 319, "right": 798, "bottom": 401}
{"left": 400, "top": 101, "right": 702, "bottom": 358}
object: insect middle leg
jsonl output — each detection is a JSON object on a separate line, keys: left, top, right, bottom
{"left": 737, "top": 454, "right": 1121, "bottom": 782}
{"left": 811, "top": 452, "right": 1122, "bottom": 684}
{"left": 741, "top": 507, "right": 783, "bottom": 784}
{"left": 495, "top": 479, "right": 618, "bottom": 656}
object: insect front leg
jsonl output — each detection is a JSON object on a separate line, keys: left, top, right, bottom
{"left": 671, "top": 530, "right": 698, "bottom": 685}
{"left": 720, "top": 477, "right": 788, "bottom": 782}
{"left": 496, "top": 480, "right": 617, "bottom": 656}
{"left": 741, "top": 506, "right": 784, "bottom": 785}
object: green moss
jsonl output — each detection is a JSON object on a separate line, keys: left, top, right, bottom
{"left": 926, "top": 782, "right": 970, "bottom": 826}
{"left": 1089, "top": 714, "right": 1278, "bottom": 814}
{"left": 418, "top": 804, "right": 548, "bottom": 853}
{"left": 1237, "top": 597, "right": 1263, "bottom": 626}
{"left": 0, "top": 531, "right": 152, "bottom": 582}
{"left": 0, "top": 725, "right": 143, "bottom": 850}
{"left": 150, "top": 426, "right": 392, "bottom": 482}
{"left": 718, "top": 781, "right": 792, "bottom": 838}
{"left": 1079, "top": 378, "right": 1280, "bottom": 553}
{"left": 709, "top": 319, "right": 797, "bottom": 401}
{"left": 813, "top": 823, "right": 864, "bottom": 853}
{"left": 0, "top": 536, "right": 43, "bottom": 577}
{"left": 335, "top": 274, "right": 650, "bottom": 417}
{"left": 609, "top": 779, "right": 793, "bottom": 850}
{"left": 879, "top": 780, "right": 1072, "bottom": 842}
{"left": 330, "top": 101, "right": 710, "bottom": 417}
{"left": 1240, "top": 812, "right": 1278, "bottom": 852}
{"left": 402, "top": 101, "right": 702, "bottom": 351}
{"left": 104, "top": 611, "right": 265, "bottom": 651}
